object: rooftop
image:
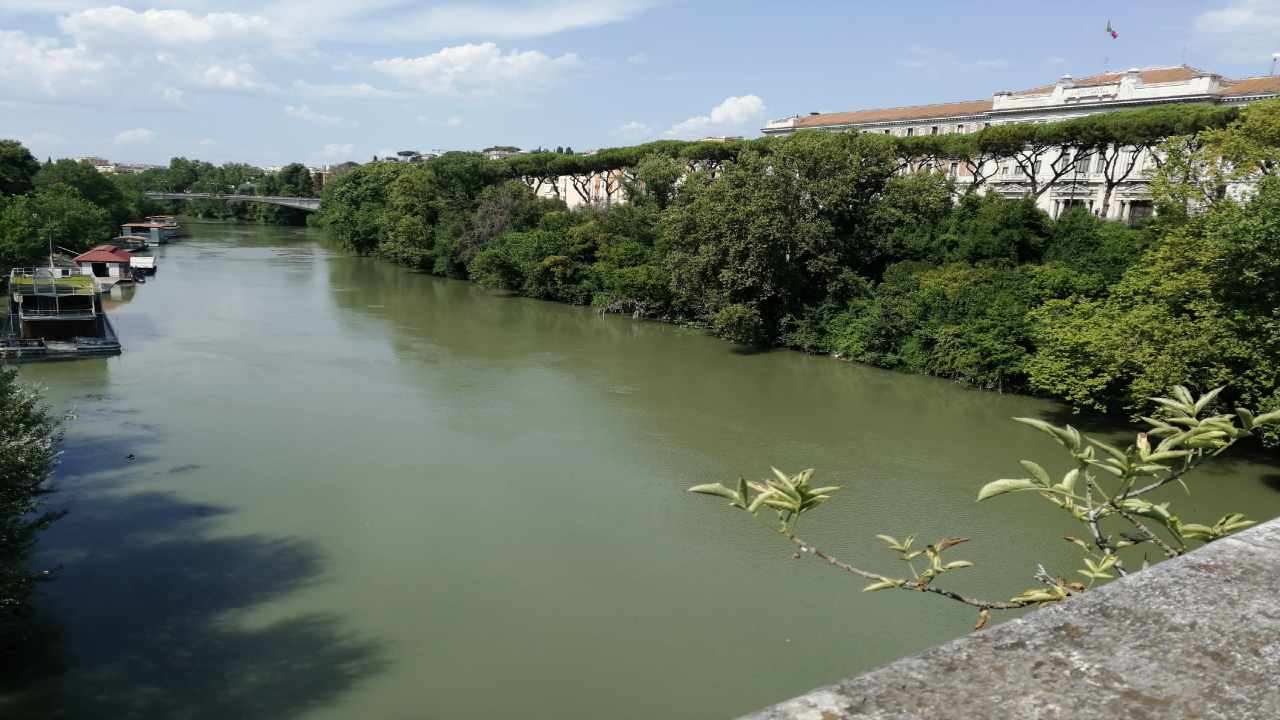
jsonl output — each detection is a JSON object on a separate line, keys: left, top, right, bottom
{"left": 770, "top": 64, "right": 1280, "bottom": 131}
{"left": 74, "top": 245, "right": 134, "bottom": 264}
{"left": 9, "top": 271, "right": 97, "bottom": 296}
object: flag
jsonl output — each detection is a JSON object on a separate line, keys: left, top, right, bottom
{"left": 1106, "top": 20, "right": 1118, "bottom": 39}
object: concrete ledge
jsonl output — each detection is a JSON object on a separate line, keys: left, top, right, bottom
{"left": 740, "top": 518, "right": 1280, "bottom": 720}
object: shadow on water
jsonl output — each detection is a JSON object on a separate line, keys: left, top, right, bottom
{"left": 1, "top": 428, "right": 388, "bottom": 719}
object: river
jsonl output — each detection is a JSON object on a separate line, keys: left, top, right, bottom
{"left": 9, "top": 221, "right": 1280, "bottom": 719}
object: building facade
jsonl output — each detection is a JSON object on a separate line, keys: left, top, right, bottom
{"left": 762, "top": 66, "right": 1280, "bottom": 220}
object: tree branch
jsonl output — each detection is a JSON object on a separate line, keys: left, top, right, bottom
{"left": 785, "top": 534, "right": 1030, "bottom": 611}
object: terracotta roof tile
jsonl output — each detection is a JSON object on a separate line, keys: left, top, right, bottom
{"left": 1218, "top": 76, "right": 1280, "bottom": 97}
{"left": 795, "top": 98, "right": 993, "bottom": 128}
{"left": 74, "top": 245, "right": 133, "bottom": 264}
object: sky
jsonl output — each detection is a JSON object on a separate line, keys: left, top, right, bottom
{"left": 2, "top": 0, "right": 1278, "bottom": 167}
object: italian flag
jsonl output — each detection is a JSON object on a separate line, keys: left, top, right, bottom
{"left": 1106, "top": 20, "right": 1118, "bottom": 39}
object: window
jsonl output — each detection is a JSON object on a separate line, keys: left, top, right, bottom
{"left": 949, "top": 162, "right": 958, "bottom": 178}
{"left": 1093, "top": 153, "right": 1106, "bottom": 174}
{"left": 906, "top": 127, "right": 914, "bottom": 136}
{"left": 930, "top": 126, "right": 939, "bottom": 135}
{"left": 983, "top": 122, "right": 992, "bottom": 128}
{"left": 1129, "top": 200, "right": 1154, "bottom": 223}
{"left": 956, "top": 124, "right": 965, "bottom": 134}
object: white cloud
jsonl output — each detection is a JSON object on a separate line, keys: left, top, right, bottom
{"left": 1194, "top": 0, "right": 1280, "bottom": 62}
{"left": 627, "top": 52, "right": 648, "bottom": 65}
{"left": 198, "top": 138, "right": 216, "bottom": 146}
{"left": 320, "top": 143, "right": 355, "bottom": 160}
{"left": 295, "top": 80, "right": 400, "bottom": 98}
{"left": 664, "top": 95, "right": 766, "bottom": 138}
{"left": 365, "top": 0, "right": 661, "bottom": 41}
{"left": 417, "top": 115, "right": 466, "bottom": 128}
{"left": 285, "top": 104, "right": 350, "bottom": 126}
{"left": 190, "top": 62, "right": 273, "bottom": 93}
{"left": 59, "top": 7, "right": 286, "bottom": 49}
{"left": 157, "top": 84, "right": 187, "bottom": 108}
{"left": 615, "top": 120, "right": 651, "bottom": 139}
{"left": 372, "top": 42, "right": 579, "bottom": 95}
{"left": 114, "top": 127, "right": 156, "bottom": 145}
{"left": 0, "top": 29, "right": 108, "bottom": 102}
{"left": 6, "top": 0, "right": 664, "bottom": 42}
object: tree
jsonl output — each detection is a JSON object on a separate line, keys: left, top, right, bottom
{"left": 0, "top": 185, "right": 114, "bottom": 270}
{"left": 33, "top": 159, "right": 128, "bottom": 223}
{"left": 628, "top": 154, "right": 683, "bottom": 210}
{"left": 1026, "top": 178, "right": 1280, "bottom": 436}
{"left": 275, "top": 163, "right": 314, "bottom": 197}
{"left": 690, "top": 386, "right": 1280, "bottom": 627}
{"left": 0, "top": 140, "right": 40, "bottom": 197}
{"left": 0, "top": 367, "right": 63, "bottom": 666}
{"left": 661, "top": 149, "right": 831, "bottom": 344}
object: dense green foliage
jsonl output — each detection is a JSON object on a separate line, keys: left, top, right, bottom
{"left": 0, "top": 141, "right": 40, "bottom": 198}
{"left": 0, "top": 367, "right": 62, "bottom": 663}
{"left": 0, "top": 141, "right": 141, "bottom": 274}
{"left": 129, "top": 157, "right": 320, "bottom": 225}
{"left": 318, "top": 101, "right": 1280, "bottom": 436}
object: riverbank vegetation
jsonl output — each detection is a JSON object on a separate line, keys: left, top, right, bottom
{"left": 0, "top": 142, "right": 158, "bottom": 274}
{"left": 0, "top": 367, "right": 63, "bottom": 669}
{"left": 129, "top": 158, "right": 323, "bottom": 226}
{"left": 0, "top": 142, "right": 324, "bottom": 276}
{"left": 320, "top": 100, "right": 1280, "bottom": 439}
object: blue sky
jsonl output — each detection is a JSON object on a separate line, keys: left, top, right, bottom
{"left": 2, "top": 0, "right": 1277, "bottom": 167}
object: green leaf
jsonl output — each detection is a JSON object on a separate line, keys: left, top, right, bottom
{"left": 1236, "top": 408, "right": 1256, "bottom": 429}
{"left": 1193, "top": 387, "right": 1224, "bottom": 414}
{"left": 942, "top": 560, "right": 973, "bottom": 570}
{"left": 1088, "top": 438, "right": 1130, "bottom": 465}
{"left": 1171, "top": 385, "right": 1195, "bottom": 407}
{"left": 862, "top": 578, "right": 904, "bottom": 592}
{"left": 1056, "top": 469, "right": 1079, "bottom": 494}
{"left": 977, "top": 478, "right": 1039, "bottom": 501}
{"left": 1254, "top": 409, "right": 1280, "bottom": 426}
{"left": 746, "top": 490, "right": 773, "bottom": 513}
{"left": 1019, "top": 460, "right": 1051, "bottom": 486}
{"left": 689, "top": 483, "right": 737, "bottom": 501}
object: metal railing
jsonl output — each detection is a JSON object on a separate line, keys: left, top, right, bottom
{"left": 18, "top": 307, "right": 97, "bottom": 320}
{"left": 9, "top": 268, "right": 99, "bottom": 296}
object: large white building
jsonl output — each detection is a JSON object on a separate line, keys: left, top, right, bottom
{"left": 763, "top": 66, "right": 1280, "bottom": 220}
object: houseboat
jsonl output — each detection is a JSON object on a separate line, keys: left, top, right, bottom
{"left": 121, "top": 221, "right": 176, "bottom": 245}
{"left": 112, "top": 234, "right": 150, "bottom": 252}
{"left": 2, "top": 267, "right": 121, "bottom": 360}
{"left": 74, "top": 245, "right": 136, "bottom": 289}
{"left": 146, "top": 215, "right": 181, "bottom": 238}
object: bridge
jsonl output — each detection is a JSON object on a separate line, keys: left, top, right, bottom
{"left": 145, "top": 192, "right": 321, "bottom": 212}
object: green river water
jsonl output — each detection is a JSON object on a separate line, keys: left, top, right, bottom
{"left": 9, "top": 221, "right": 1280, "bottom": 719}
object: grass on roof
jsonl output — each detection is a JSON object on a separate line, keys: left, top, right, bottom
{"left": 9, "top": 274, "right": 98, "bottom": 290}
